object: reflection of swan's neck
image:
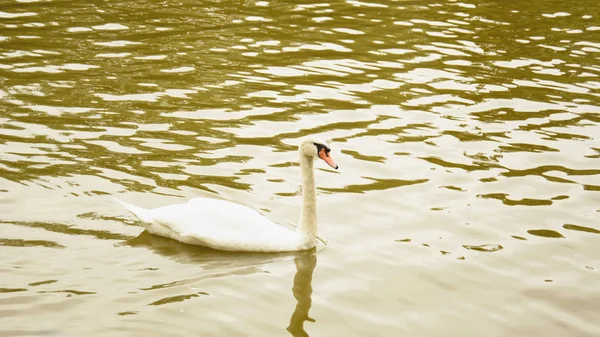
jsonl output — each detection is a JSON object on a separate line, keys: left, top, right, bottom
{"left": 287, "top": 252, "right": 317, "bottom": 337}
{"left": 296, "top": 154, "right": 317, "bottom": 247}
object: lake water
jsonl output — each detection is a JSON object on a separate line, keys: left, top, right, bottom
{"left": 1, "top": 0, "right": 599, "bottom": 336}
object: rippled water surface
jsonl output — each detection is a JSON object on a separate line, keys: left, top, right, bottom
{"left": 1, "top": 0, "right": 600, "bottom": 336}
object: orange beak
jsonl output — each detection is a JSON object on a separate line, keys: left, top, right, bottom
{"left": 318, "top": 148, "right": 338, "bottom": 169}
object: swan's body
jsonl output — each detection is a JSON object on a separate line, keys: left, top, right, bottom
{"left": 115, "top": 136, "right": 338, "bottom": 252}
{"left": 115, "top": 197, "right": 310, "bottom": 252}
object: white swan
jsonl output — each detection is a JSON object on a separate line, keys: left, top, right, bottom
{"left": 114, "top": 136, "right": 338, "bottom": 252}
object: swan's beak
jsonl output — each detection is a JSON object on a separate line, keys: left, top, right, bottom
{"left": 318, "top": 149, "right": 338, "bottom": 170}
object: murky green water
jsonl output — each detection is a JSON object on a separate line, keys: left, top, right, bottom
{"left": 1, "top": 0, "right": 599, "bottom": 335}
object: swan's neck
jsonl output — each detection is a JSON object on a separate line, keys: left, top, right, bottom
{"left": 296, "top": 154, "right": 317, "bottom": 247}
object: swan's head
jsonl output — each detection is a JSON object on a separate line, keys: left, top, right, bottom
{"left": 299, "top": 136, "right": 338, "bottom": 170}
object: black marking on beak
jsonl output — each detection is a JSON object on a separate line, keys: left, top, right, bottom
{"left": 313, "top": 143, "right": 330, "bottom": 153}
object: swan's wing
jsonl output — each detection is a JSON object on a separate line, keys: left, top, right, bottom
{"left": 149, "top": 197, "right": 291, "bottom": 237}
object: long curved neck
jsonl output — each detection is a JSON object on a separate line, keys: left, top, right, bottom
{"left": 297, "top": 154, "right": 317, "bottom": 245}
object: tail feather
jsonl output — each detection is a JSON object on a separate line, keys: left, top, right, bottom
{"left": 114, "top": 197, "right": 153, "bottom": 223}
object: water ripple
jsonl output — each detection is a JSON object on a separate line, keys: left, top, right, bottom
{"left": 1, "top": 0, "right": 599, "bottom": 335}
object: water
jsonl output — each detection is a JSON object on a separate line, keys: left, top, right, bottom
{"left": 1, "top": 0, "right": 599, "bottom": 335}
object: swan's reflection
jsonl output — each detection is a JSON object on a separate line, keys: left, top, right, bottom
{"left": 123, "top": 231, "right": 318, "bottom": 336}
{"left": 287, "top": 251, "right": 317, "bottom": 337}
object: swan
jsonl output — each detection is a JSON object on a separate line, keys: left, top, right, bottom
{"left": 114, "top": 136, "right": 338, "bottom": 252}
